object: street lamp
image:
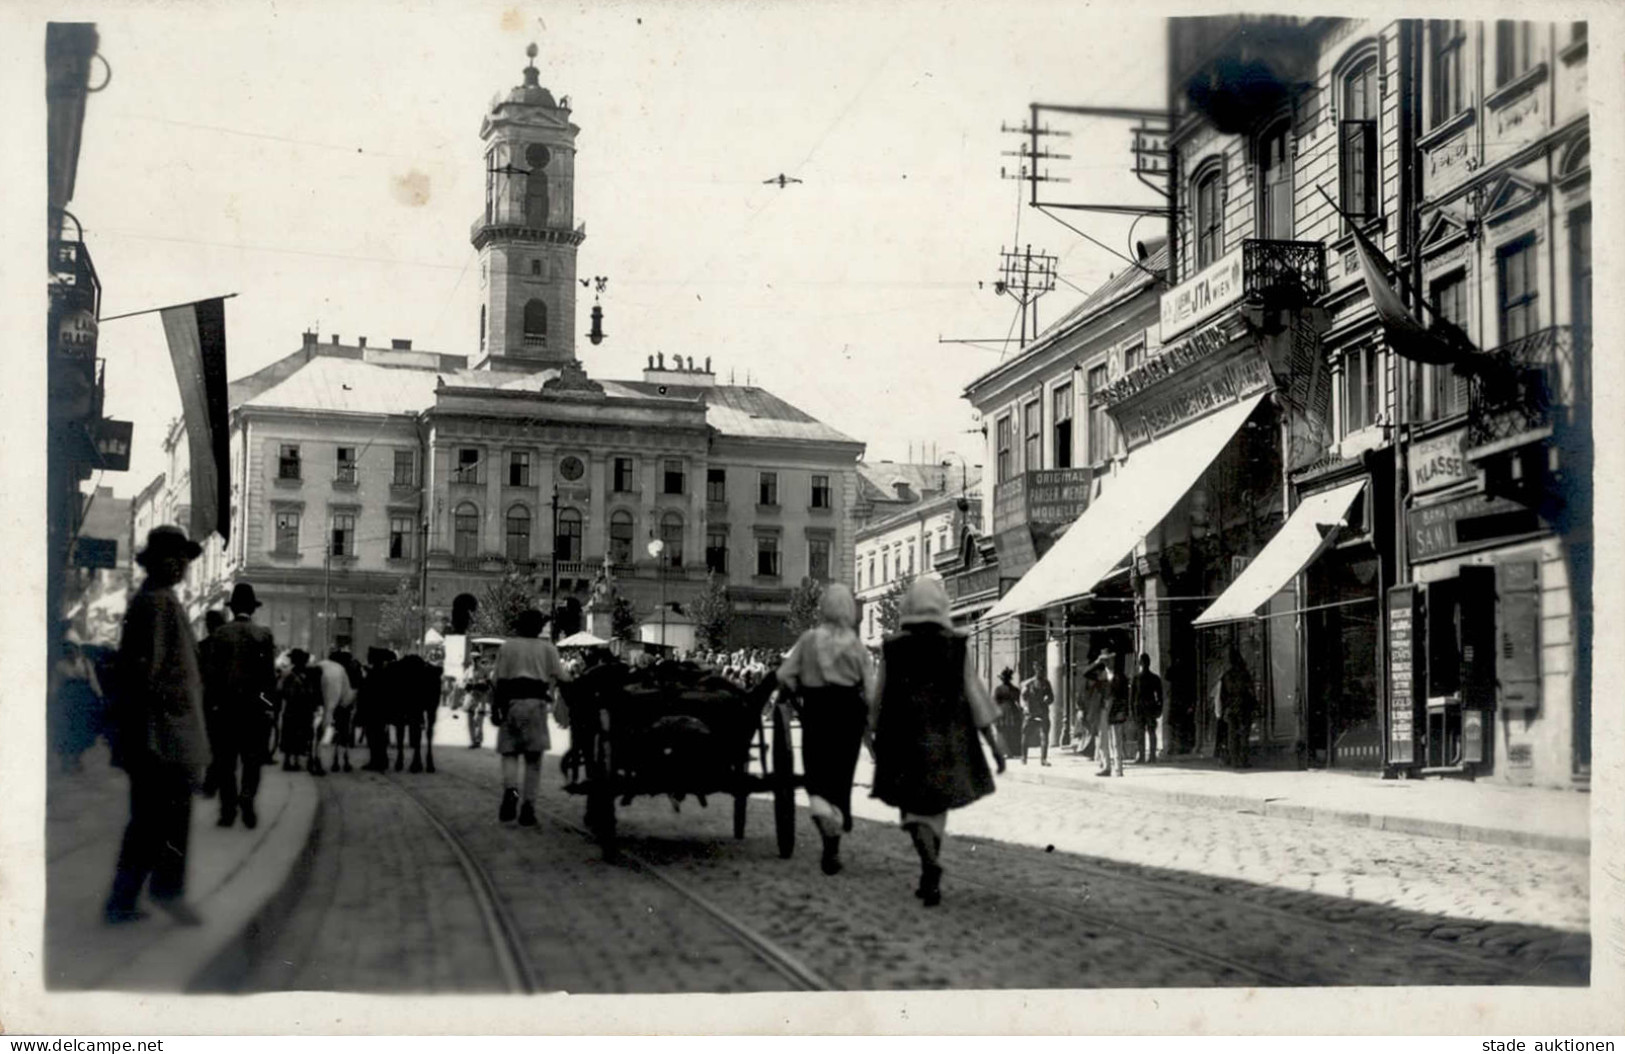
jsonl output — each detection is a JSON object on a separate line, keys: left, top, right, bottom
{"left": 646, "top": 537, "right": 666, "bottom": 648}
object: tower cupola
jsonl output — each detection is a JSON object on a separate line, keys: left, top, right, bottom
{"left": 472, "top": 42, "right": 584, "bottom": 372}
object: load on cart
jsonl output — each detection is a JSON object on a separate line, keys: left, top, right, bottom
{"left": 559, "top": 654, "right": 798, "bottom": 859}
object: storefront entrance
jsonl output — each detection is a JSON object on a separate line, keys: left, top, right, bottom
{"left": 1305, "top": 547, "right": 1382, "bottom": 769}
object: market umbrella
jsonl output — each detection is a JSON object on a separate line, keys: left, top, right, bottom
{"left": 557, "top": 630, "right": 610, "bottom": 648}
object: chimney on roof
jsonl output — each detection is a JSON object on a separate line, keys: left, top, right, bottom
{"left": 302, "top": 331, "right": 317, "bottom": 350}
{"left": 391, "top": 339, "right": 412, "bottom": 350}
{"left": 892, "top": 481, "right": 914, "bottom": 501}
{"left": 358, "top": 336, "right": 367, "bottom": 348}
{"left": 331, "top": 334, "right": 340, "bottom": 344}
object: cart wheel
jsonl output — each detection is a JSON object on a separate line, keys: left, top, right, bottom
{"left": 733, "top": 791, "right": 748, "bottom": 839}
{"left": 771, "top": 702, "right": 796, "bottom": 859}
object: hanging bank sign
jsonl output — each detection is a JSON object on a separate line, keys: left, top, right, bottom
{"left": 1160, "top": 246, "right": 1245, "bottom": 342}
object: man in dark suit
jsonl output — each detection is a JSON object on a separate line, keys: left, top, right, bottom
{"left": 202, "top": 583, "right": 278, "bottom": 829}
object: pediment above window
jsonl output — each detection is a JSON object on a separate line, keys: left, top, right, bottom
{"left": 1419, "top": 210, "right": 1471, "bottom": 257}
{"left": 1482, "top": 172, "right": 1547, "bottom": 227}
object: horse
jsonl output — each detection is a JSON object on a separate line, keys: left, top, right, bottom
{"left": 385, "top": 653, "right": 444, "bottom": 773}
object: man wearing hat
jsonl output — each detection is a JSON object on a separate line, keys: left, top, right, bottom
{"left": 201, "top": 582, "right": 278, "bottom": 828}
{"left": 105, "top": 526, "right": 210, "bottom": 925}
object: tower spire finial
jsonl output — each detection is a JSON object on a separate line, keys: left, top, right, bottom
{"left": 523, "top": 42, "right": 540, "bottom": 87}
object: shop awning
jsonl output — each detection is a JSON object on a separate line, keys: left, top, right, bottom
{"left": 982, "top": 393, "right": 1267, "bottom": 623}
{"left": 1192, "top": 478, "right": 1367, "bottom": 627}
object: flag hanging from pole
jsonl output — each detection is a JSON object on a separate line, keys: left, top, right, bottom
{"left": 1317, "top": 186, "right": 1478, "bottom": 368}
{"left": 160, "top": 298, "right": 231, "bottom": 544}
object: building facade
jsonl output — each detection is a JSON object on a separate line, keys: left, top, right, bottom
{"left": 853, "top": 464, "right": 982, "bottom": 647}
{"left": 169, "top": 50, "right": 865, "bottom": 656}
{"left": 971, "top": 16, "right": 1589, "bottom": 788}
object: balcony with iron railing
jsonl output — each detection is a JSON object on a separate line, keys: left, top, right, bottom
{"left": 1242, "top": 239, "right": 1327, "bottom": 305}
{"left": 1466, "top": 326, "right": 1579, "bottom": 454}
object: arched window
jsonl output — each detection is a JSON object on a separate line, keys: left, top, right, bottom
{"left": 1194, "top": 167, "right": 1223, "bottom": 269}
{"left": 556, "top": 507, "right": 582, "bottom": 563}
{"left": 523, "top": 299, "right": 547, "bottom": 347}
{"left": 661, "top": 511, "right": 684, "bottom": 568}
{"left": 609, "top": 510, "right": 634, "bottom": 566}
{"left": 525, "top": 144, "right": 550, "bottom": 227}
{"left": 1340, "top": 55, "right": 1380, "bottom": 220}
{"left": 1257, "top": 119, "right": 1293, "bottom": 240}
{"left": 453, "top": 502, "right": 480, "bottom": 558}
{"left": 505, "top": 505, "right": 531, "bottom": 561}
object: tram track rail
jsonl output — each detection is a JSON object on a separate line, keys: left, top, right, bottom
{"left": 403, "top": 765, "right": 835, "bottom": 993}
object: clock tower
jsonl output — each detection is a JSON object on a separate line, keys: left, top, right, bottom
{"left": 473, "top": 44, "right": 583, "bottom": 371}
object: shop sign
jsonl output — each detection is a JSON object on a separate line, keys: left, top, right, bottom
{"left": 944, "top": 564, "right": 1000, "bottom": 605}
{"left": 993, "top": 468, "right": 1092, "bottom": 534}
{"left": 992, "top": 526, "right": 1037, "bottom": 576}
{"left": 73, "top": 536, "right": 118, "bottom": 570}
{"left": 92, "top": 419, "right": 133, "bottom": 472}
{"left": 1117, "top": 352, "right": 1273, "bottom": 449}
{"left": 57, "top": 308, "right": 99, "bottom": 355}
{"left": 1408, "top": 428, "right": 1472, "bottom": 495}
{"left": 1102, "top": 319, "right": 1237, "bottom": 408}
{"left": 1386, "top": 584, "right": 1423, "bottom": 767}
{"left": 1408, "top": 493, "right": 1538, "bottom": 562}
{"left": 1160, "top": 246, "right": 1246, "bottom": 341}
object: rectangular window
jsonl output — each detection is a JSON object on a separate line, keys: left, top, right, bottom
{"left": 810, "top": 474, "right": 831, "bottom": 509}
{"left": 332, "top": 616, "right": 354, "bottom": 652}
{"left": 758, "top": 471, "right": 778, "bottom": 507}
{"left": 706, "top": 529, "right": 729, "bottom": 574}
{"left": 808, "top": 537, "right": 831, "bottom": 582}
{"left": 335, "top": 447, "right": 357, "bottom": 484}
{"left": 614, "top": 456, "right": 635, "bottom": 493}
{"left": 330, "top": 513, "right": 356, "bottom": 557}
{"left": 995, "top": 414, "right": 1013, "bottom": 483}
{"left": 1339, "top": 120, "right": 1378, "bottom": 220}
{"left": 454, "top": 447, "right": 480, "bottom": 484}
{"left": 1426, "top": 272, "right": 1470, "bottom": 419}
{"left": 454, "top": 506, "right": 479, "bottom": 558}
{"left": 663, "top": 459, "right": 685, "bottom": 495}
{"left": 1430, "top": 21, "right": 1465, "bottom": 127}
{"left": 1087, "top": 364, "right": 1110, "bottom": 463}
{"left": 505, "top": 510, "right": 531, "bottom": 561}
{"left": 1496, "top": 20, "right": 1533, "bottom": 86}
{"left": 274, "top": 511, "right": 300, "bottom": 554}
{"left": 706, "top": 467, "right": 726, "bottom": 503}
{"left": 508, "top": 451, "right": 531, "bottom": 487}
{"left": 389, "top": 516, "right": 414, "bottom": 559}
{"left": 1342, "top": 346, "right": 1381, "bottom": 434}
{"left": 1257, "top": 122, "right": 1293, "bottom": 240}
{"left": 392, "top": 449, "right": 415, "bottom": 486}
{"left": 1052, "top": 383, "right": 1073, "bottom": 469}
{"left": 1022, "top": 400, "right": 1042, "bottom": 472}
{"left": 756, "top": 535, "right": 781, "bottom": 577}
{"left": 278, "top": 444, "right": 301, "bottom": 481}
{"left": 1498, "top": 236, "right": 1539, "bottom": 344}
{"left": 905, "top": 542, "right": 915, "bottom": 575}
{"left": 1195, "top": 173, "right": 1223, "bottom": 269}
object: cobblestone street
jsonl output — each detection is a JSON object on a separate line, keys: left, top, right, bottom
{"left": 225, "top": 716, "right": 1588, "bottom": 993}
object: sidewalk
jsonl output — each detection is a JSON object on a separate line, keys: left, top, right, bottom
{"left": 992, "top": 745, "right": 1590, "bottom": 855}
{"left": 44, "top": 742, "right": 320, "bottom": 991}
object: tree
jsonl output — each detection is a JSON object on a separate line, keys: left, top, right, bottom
{"left": 375, "top": 577, "right": 427, "bottom": 650}
{"left": 691, "top": 571, "right": 734, "bottom": 650}
{"left": 785, "top": 576, "right": 824, "bottom": 637}
{"left": 876, "top": 574, "right": 914, "bottom": 637}
{"left": 471, "top": 563, "right": 541, "bottom": 637}
{"left": 611, "top": 592, "right": 640, "bottom": 642}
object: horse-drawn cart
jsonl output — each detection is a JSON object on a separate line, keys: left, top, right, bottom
{"left": 560, "top": 663, "right": 798, "bottom": 859}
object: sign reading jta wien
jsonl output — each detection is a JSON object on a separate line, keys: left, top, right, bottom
{"left": 1159, "top": 245, "right": 1245, "bottom": 342}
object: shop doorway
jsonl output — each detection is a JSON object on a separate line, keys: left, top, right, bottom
{"left": 1305, "top": 550, "right": 1382, "bottom": 768}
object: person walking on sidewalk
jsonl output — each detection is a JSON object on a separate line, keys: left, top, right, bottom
{"left": 992, "top": 669, "right": 1023, "bottom": 769}
{"left": 1132, "top": 653, "right": 1164, "bottom": 764}
{"left": 1096, "top": 651, "right": 1130, "bottom": 777}
{"left": 777, "top": 582, "right": 876, "bottom": 876}
{"left": 103, "top": 526, "right": 210, "bottom": 926}
{"left": 196, "top": 609, "right": 226, "bottom": 796}
{"left": 1221, "top": 648, "right": 1258, "bottom": 769}
{"left": 869, "top": 578, "right": 1005, "bottom": 908}
{"left": 494, "top": 609, "right": 570, "bottom": 827}
{"left": 277, "top": 650, "right": 319, "bottom": 772}
{"left": 50, "top": 632, "right": 105, "bottom": 775}
{"left": 1019, "top": 669, "right": 1054, "bottom": 766}
{"left": 202, "top": 584, "right": 278, "bottom": 828}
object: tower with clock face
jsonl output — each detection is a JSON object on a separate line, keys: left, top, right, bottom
{"left": 473, "top": 43, "right": 583, "bottom": 371}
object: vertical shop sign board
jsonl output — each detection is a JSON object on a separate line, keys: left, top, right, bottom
{"left": 1495, "top": 559, "right": 1542, "bottom": 713}
{"left": 1386, "top": 584, "right": 1423, "bottom": 766}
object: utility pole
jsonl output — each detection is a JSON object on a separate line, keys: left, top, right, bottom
{"left": 418, "top": 518, "right": 430, "bottom": 652}
{"left": 993, "top": 244, "right": 1057, "bottom": 345}
{"left": 322, "top": 545, "right": 332, "bottom": 657}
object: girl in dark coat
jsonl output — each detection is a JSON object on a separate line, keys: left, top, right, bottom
{"left": 870, "top": 578, "right": 1005, "bottom": 906}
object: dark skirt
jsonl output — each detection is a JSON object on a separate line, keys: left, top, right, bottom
{"left": 871, "top": 629, "right": 994, "bottom": 817}
{"left": 797, "top": 685, "right": 868, "bottom": 823}
{"left": 52, "top": 678, "right": 104, "bottom": 757}
{"left": 280, "top": 701, "right": 316, "bottom": 756}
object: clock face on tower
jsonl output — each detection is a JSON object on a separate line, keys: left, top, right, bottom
{"left": 558, "top": 455, "right": 585, "bottom": 482}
